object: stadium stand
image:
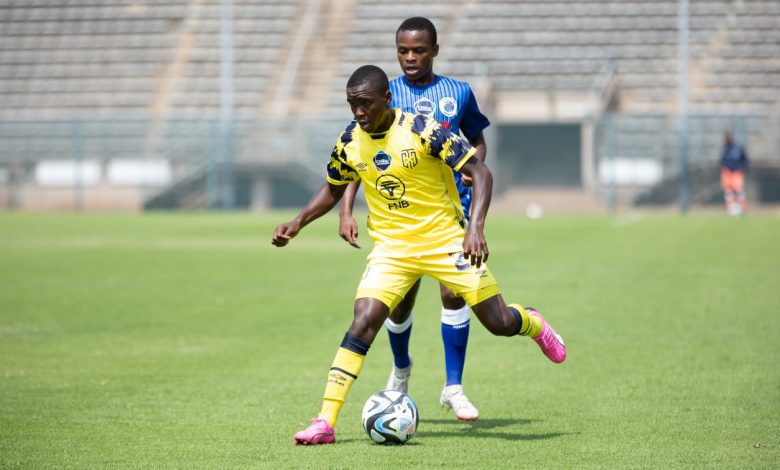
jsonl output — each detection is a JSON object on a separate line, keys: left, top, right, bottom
{"left": 0, "top": 0, "right": 778, "bottom": 210}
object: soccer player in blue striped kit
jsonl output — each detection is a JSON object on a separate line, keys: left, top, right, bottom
{"left": 338, "top": 17, "right": 490, "bottom": 421}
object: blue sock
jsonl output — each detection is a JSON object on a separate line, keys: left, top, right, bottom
{"left": 385, "top": 315, "right": 413, "bottom": 369}
{"left": 441, "top": 305, "right": 471, "bottom": 386}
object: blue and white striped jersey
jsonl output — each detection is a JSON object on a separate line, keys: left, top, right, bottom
{"left": 389, "top": 74, "right": 490, "bottom": 220}
{"left": 389, "top": 75, "right": 489, "bottom": 140}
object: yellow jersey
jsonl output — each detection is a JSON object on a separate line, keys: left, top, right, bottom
{"left": 326, "top": 110, "right": 476, "bottom": 258}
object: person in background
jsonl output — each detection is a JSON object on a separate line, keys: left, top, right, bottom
{"left": 720, "top": 132, "right": 749, "bottom": 217}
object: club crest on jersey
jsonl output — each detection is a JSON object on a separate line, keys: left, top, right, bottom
{"left": 401, "top": 149, "right": 418, "bottom": 169}
{"left": 373, "top": 151, "right": 392, "bottom": 171}
{"left": 439, "top": 97, "right": 457, "bottom": 117}
{"left": 414, "top": 98, "right": 435, "bottom": 115}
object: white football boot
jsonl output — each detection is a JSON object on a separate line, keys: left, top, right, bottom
{"left": 385, "top": 359, "right": 412, "bottom": 393}
{"left": 440, "top": 384, "right": 479, "bottom": 421}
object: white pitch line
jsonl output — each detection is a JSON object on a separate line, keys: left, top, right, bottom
{"left": 612, "top": 212, "right": 644, "bottom": 228}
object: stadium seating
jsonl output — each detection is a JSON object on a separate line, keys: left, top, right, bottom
{"left": 0, "top": 0, "right": 778, "bottom": 209}
{"left": 1, "top": 0, "right": 776, "bottom": 120}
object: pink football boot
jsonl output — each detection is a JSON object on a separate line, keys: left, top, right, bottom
{"left": 293, "top": 417, "right": 335, "bottom": 445}
{"left": 526, "top": 307, "right": 567, "bottom": 364}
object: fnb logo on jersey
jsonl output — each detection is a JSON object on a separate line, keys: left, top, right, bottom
{"left": 373, "top": 151, "right": 392, "bottom": 171}
{"left": 376, "top": 174, "right": 405, "bottom": 200}
{"left": 414, "top": 98, "right": 435, "bottom": 115}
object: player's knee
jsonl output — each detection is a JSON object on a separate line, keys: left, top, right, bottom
{"left": 439, "top": 285, "right": 465, "bottom": 310}
{"left": 347, "top": 316, "right": 379, "bottom": 344}
{"left": 390, "top": 291, "right": 417, "bottom": 324}
{"left": 350, "top": 298, "right": 390, "bottom": 343}
{"left": 388, "top": 310, "right": 411, "bottom": 325}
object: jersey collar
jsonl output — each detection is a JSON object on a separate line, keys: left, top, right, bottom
{"left": 400, "top": 74, "right": 440, "bottom": 89}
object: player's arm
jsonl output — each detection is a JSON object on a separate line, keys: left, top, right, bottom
{"left": 459, "top": 88, "right": 491, "bottom": 186}
{"left": 460, "top": 132, "right": 487, "bottom": 186}
{"left": 469, "top": 132, "right": 487, "bottom": 163}
{"left": 272, "top": 182, "right": 347, "bottom": 247}
{"left": 338, "top": 181, "right": 362, "bottom": 249}
{"left": 458, "top": 156, "right": 493, "bottom": 268}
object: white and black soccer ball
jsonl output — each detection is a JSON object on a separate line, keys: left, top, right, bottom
{"left": 361, "top": 390, "right": 419, "bottom": 445}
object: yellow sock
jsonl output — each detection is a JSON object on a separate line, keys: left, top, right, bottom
{"left": 509, "top": 303, "right": 542, "bottom": 338}
{"left": 319, "top": 347, "right": 365, "bottom": 426}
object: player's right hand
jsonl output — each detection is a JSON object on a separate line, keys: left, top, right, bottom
{"left": 272, "top": 222, "right": 300, "bottom": 247}
{"left": 462, "top": 226, "right": 489, "bottom": 268}
{"left": 338, "top": 215, "right": 361, "bottom": 249}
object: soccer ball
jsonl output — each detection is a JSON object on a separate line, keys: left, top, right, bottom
{"left": 361, "top": 390, "right": 419, "bottom": 444}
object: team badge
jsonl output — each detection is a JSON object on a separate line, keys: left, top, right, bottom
{"left": 373, "top": 151, "right": 392, "bottom": 171}
{"left": 401, "top": 149, "right": 418, "bottom": 170}
{"left": 414, "top": 98, "right": 435, "bottom": 115}
{"left": 439, "top": 97, "right": 457, "bottom": 117}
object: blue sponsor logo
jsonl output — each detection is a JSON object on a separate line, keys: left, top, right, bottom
{"left": 454, "top": 253, "right": 471, "bottom": 271}
{"left": 373, "top": 150, "right": 392, "bottom": 171}
{"left": 414, "top": 98, "right": 435, "bottom": 115}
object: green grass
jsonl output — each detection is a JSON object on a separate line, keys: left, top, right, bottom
{"left": 1, "top": 212, "right": 778, "bottom": 468}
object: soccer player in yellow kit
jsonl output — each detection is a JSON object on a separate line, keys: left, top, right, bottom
{"left": 272, "top": 65, "right": 566, "bottom": 445}
{"left": 340, "top": 18, "right": 491, "bottom": 421}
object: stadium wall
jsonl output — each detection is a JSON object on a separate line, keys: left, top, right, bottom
{"left": 1, "top": 1, "right": 779, "bottom": 212}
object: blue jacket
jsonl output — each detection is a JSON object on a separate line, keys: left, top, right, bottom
{"left": 720, "top": 144, "right": 748, "bottom": 171}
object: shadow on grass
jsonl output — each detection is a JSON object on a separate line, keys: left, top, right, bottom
{"left": 416, "top": 418, "right": 573, "bottom": 442}
{"left": 314, "top": 419, "right": 574, "bottom": 445}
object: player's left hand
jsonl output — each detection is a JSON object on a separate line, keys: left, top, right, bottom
{"left": 462, "top": 228, "right": 489, "bottom": 268}
{"left": 272, "top": 221, "right": 301, "bottom": 247}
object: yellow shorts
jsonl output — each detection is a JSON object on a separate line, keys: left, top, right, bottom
{"left": 356, "top": 252, "right": 501, "bottom": 311}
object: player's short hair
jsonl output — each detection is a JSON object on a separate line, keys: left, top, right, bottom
{"left": 397, "top": 16, "right": 437, "bottom": 45}
{"left": 346, "top": 65, "right": 389, "bottom": 94}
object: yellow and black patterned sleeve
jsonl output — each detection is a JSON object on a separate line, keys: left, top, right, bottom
{"left": 326, "top": 123, "right": 359, "bottom": 185}
{"left": 411, "top": 114, "right": 476, "bottom": 171}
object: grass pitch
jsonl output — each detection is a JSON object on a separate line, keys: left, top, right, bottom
{"left": 1, "top": 212, "right": 778, "bottom": 468}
